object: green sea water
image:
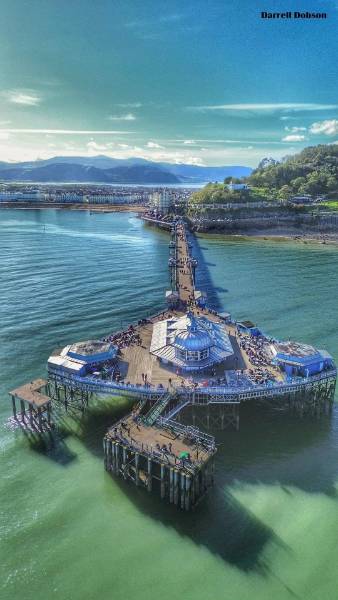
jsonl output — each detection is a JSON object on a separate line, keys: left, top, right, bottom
{"left": 1, "top": 209, "right": 338, "bottom": 600}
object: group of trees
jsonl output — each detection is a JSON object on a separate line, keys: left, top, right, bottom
{"left": 249, "top": 144, "right": 338, "bottom": 198}
{"left": 190, "top": 182, "right": 250, "bottom": 205}
{"left": 189, "top": 144, "right": 338, "bottom": 207}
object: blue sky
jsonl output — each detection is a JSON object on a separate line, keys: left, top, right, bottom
{"left": 0, "top": 0, "right": 337, "bottom": 166}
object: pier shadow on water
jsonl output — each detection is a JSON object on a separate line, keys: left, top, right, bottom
{"left": 22, "top": 417, "right": 78, "bottom": 466}
{"left": 22, "top": 392, "right": 337, "bottom": 577}
{"left": 21, "top": 397, "right": 133, "bottom": 467}
{"left": 189, "top": 234, "right": 225, "bottom": 311}
{"left": 74, "top": 397, "right": 337, "bottom": 576}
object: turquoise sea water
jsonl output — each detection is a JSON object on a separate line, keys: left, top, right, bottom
{"left": 1, "top": 209, "right": 338, "bottom": 600}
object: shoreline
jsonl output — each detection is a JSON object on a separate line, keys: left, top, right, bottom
{"left": 198, "top": 228, "right": 338, "bottom": 246}
{"left": 2, "top": 203, "right": 338, "bottom": 245}
{"left": 0, "top": 202, "right": 147, "bottom": 213}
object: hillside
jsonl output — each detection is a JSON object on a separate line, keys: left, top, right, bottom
{"left": 249, "top": 144, "right": 338, "bottom": 198}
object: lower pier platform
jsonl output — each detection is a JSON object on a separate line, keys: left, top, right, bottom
{"left": 8, "top": 379, "right": 52, "bottom": 432}
{"left": 104, "top": 413, "right": 216, "bottom": 510}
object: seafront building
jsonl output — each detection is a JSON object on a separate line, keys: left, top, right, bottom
{"left": 0, "top": 185, "right": 193, "bottom": 207}
{"left": 226, "top": 181, "right": 249, "bottom": 191}
{"left": 0, "top": 190, "right": 41, "bottom": 201}
{"left": 150, "top": 189, "right": 172, "bottom": 213}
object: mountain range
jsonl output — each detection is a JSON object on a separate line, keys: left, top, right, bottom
{"left": 0, "top": 155, "right": 252, "bottom": 184}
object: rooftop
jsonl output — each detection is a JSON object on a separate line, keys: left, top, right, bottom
{"left": 68, "top": 340, "right": 114, "bottom": 356}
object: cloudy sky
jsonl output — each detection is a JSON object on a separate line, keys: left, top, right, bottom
{"left": 0, "top": 0, "right": 337, "bottom": 167}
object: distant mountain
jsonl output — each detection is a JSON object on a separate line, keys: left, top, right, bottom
{"left": 0, "top": 155, "right": 252, "bottom": 184}
{"left": 160, "top": 162, "right": 252, "bottom": 183}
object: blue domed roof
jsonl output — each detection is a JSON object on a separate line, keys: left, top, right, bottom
{"left": 174, "top": 314, "right": 212, "bottom": 352}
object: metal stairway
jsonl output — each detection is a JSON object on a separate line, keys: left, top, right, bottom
{"left": 143, "top": 390, "right": 177, "bottom": 426}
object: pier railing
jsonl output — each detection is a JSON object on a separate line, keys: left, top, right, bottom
{"left": 48, "top": 366, "right": 337, "bottom": 402}
{"left": 156, "top": 417, "right": 216, "bottom": 451}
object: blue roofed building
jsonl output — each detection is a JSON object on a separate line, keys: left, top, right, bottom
{"left": 270, "top": 340, "right": 334, "bottom": 378}
{"left": 48, "top": 340, "right": 118, "bottom": 377}
{"left": 150, "top": 312, "right": 234, "bottom": 371}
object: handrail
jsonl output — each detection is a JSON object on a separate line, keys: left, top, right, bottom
{"left": 156, "top": 417, "right": 215, "bottom": 449}
{"left": 48, "top": 367, "right": 337, "bottom": 399}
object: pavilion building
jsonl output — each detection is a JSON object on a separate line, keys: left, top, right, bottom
{"left": 150, "top": 312, "right": 234, "bottom": 372}
{"left": 270, "top": 340, "right": 334, "bottom": 378}
{"left": 48, "top": 340, "right": 118, "bottom": 377}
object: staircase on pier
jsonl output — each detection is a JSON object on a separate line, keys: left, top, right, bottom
{"left": 143, "top": 390, "right": 177, "bottom": 426}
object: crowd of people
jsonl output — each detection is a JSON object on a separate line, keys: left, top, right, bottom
{"left": 237, "top": 329, "right": 276, "bottom": 385}
{"left": 237, "top": 330, "right": 270, "bottom": 367}
{"left": 103, "top": 323, "right": 142, "bottom": 350}
{"left": 110, "top": 418, "right": 195, "bottom": 468}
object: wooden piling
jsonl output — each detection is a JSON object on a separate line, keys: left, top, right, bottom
{"left": 160, "top": 464, "right": 166, "bottom": 499}
{"left": 115, "top": 443, "right": 120, "bottom": 475}
{"left": 169, "top": 467, "right": 174, "bottom": 503}
{"left": 180, "top": 472, "right": 185, "bottom": 510}
{"left": 37, "top": 407, "right": 43, "bottom": 431}
{"left": 11, "top": 395, "right": 17, "bottom": 419}
{"left": 47, "top": 403, "right": 52, "bottom": 426}
{"left": 135, "top": 453, "right": 139, "bottom": 486}
{"left": 122, "top": 446, "right": 128, "bottom": 479}
{"left": 185, "top": 475, "right": 191, "bottom": 511}
{"left": 147, "top": 458, "right": 152, "bottom": 492}
{"left": 20, "top": 399, "right": 26, "bottom": 422}
{"left": 174, "top": 469, "right": 179, "bottom": 505}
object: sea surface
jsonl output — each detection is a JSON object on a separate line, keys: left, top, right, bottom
{"left": 1, "top": 209, "right": 338, "bottom": 600}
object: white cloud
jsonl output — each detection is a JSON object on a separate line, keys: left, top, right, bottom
{"left": 146, "top": 141, "right": 163, "bottom": 148}
{"left": 2, "top": 89, "right": 42, "bottom": 106}
{"left": 191, "top": 103, "right": 338, "bottom": 113}
{"left": 116, "top": 102, "right": 142, "bottom": 108}
{"left": 87, "top": 141, "right": 112, "bottom": 153}
{"left": 309, "top": 119, "right": 338, "bottom": 136}
{"left": 282, "top": 134, "right": 305, "bottom": 142}
{"left": 108, "top": 113, "right": 136, "bottom": 121}
{"left": 0, "top": 135, "right": 301, "bottom": 167}
{"left": 126, "top": 13, "right": 185, "bottom": 28}
{"left": 284, "top": 126, "right": 307, "bottom": 132}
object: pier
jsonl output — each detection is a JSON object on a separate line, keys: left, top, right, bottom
{"left": 9, "top": 379, "right": 52, "bottom": 432}
{"left": 7, "top": 216, "right": 337, "bottom": 508}
{"left": 103, "top": 414, "right": 216, "bottom": 509}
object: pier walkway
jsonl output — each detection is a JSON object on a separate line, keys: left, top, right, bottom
{"left": 174, "top": 222, "right": 195, "bottom": 304}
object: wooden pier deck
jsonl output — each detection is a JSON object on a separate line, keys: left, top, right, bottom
{"left": 9, "top": 379, "right": 50, "bottom": 407}
{"left": 104, "top": 412, "right": 216, "bottom": 509}
{"left": 106, "top": 413, "right": 211, "bottom": 470}
{"left": 8, "top": 378, "right": 52, "bottom": 431}
{"left": 175, "top": 222, "right": 195, "bottom": 303}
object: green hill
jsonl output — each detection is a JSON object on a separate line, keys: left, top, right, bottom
{"left": 249, "top": 144, "right": 338, "bottom": 198}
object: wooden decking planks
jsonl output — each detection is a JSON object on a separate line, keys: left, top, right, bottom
{"left": 108, "top": 414, "right": 210, "bottom": 468}
{"left": 9, "top": 378, "right": 50, "bottom": 407}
